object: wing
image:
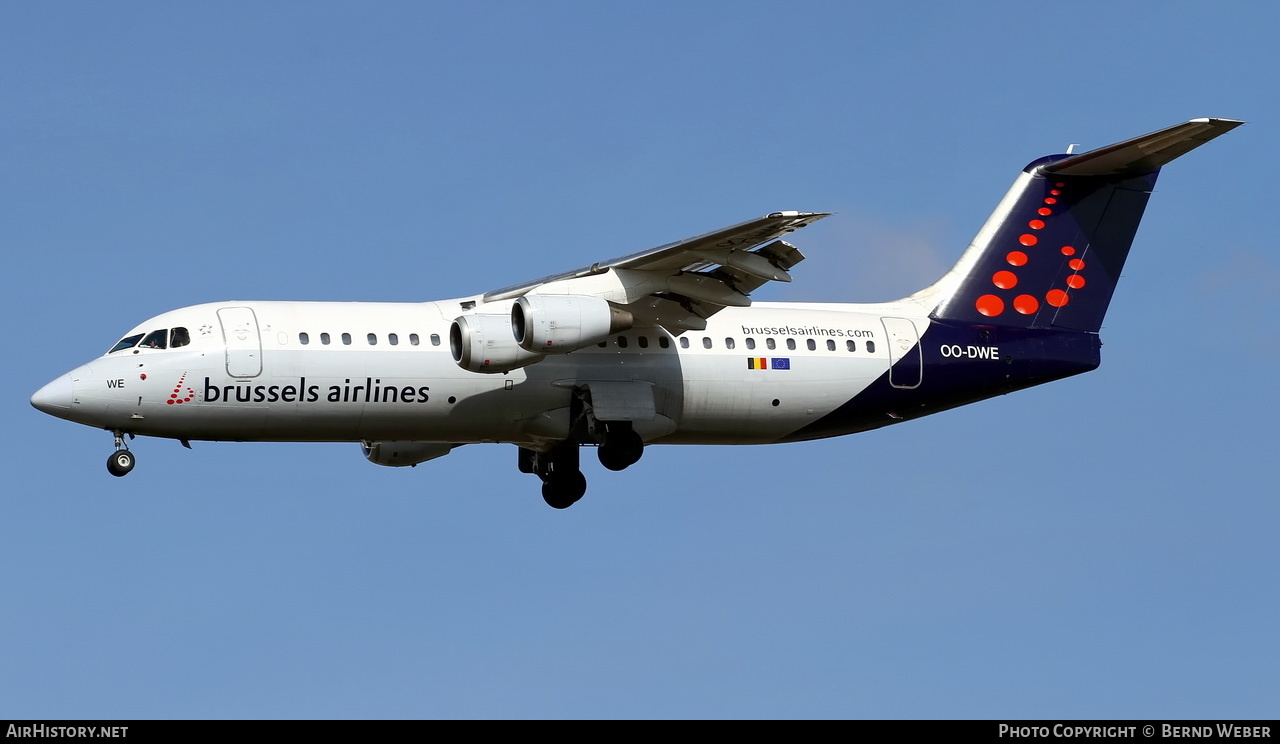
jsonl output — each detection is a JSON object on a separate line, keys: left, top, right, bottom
{"left": 482, "top": 211, "right": 830, "bottom": 332}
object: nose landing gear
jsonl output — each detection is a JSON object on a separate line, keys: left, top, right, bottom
{"left": 106, "top": 430, "right": 135, "bottom": 477}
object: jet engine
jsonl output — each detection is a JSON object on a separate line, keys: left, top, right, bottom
{"left": 362, "top": 441, "right": 454, "bottom": 467}
{"left": 512, "top": 294, "right": 632, "bottom": 353}
{"left": 450, "top": 313, "right": 544, "bottom": 374}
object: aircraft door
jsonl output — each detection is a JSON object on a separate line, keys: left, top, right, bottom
{"left": 881, "top": 317, "right": 922, "bottom": 389}
{"left": 218, "top": 306, "right": 263, "bottom": 378}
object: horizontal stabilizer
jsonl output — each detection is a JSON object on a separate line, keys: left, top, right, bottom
{"left": 1041, "top": 117, "right": 1243, "bottom": 177}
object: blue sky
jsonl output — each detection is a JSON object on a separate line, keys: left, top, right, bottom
{"left": 3, "top": 1, "right": 1276, "bottom": 720}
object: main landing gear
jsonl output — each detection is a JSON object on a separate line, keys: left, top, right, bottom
{"left": 106, "top": 430, "right": 135, "bottom": 477}
{"left": 594, "top": 421, "right": 644, "bottom": 472}
{"left": 517, "top": 387, "right": 648, "bottom": 509}
{"left": 579, "top": 385, "right": 645, "bottom": 473}
{"left": 519, "top": 443, "right": 587, "bottom": 509}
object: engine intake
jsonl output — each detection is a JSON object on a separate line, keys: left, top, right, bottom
{"left": 450, "top": 313, "right": 544, "bottom": 374}
{"left": 512, "top": 294, "right": 632, "bottom": 353}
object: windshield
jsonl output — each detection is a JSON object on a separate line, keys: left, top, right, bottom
{"left": 107, "top": 326, "right": 191, "bottom": 354}
{"left": 139, "top": 330, "right": 167, "bottom": 349}
{"left": 108, "top": 333, "right": 144, "bottom": 354}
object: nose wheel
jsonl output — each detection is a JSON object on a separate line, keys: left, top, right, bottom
{"left": 107, "top": 449, "right": 135, "bottom": 477}
{"left": 106, "top": 430, "right": 136, "bottom": 477}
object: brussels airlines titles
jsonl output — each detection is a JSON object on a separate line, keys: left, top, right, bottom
{"left": 202, "top": 377, "right": 430, "bottom": 405}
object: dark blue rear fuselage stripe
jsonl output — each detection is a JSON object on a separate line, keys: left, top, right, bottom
{"left": 780, "top": 321, "right": 1100, "bottom": 442}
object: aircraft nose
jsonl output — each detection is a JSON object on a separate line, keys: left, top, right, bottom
{"left": 31, "top": 374, "right": 74, "bottom": 415}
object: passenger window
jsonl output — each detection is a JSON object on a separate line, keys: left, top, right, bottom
{"left": 299, "top": 332, "right": 310, "bottom": 345}
{"left": 658, "top": 337, "right": 670, "bottom": 349}
{"left": 786, "top": 338, "right": 796, "bottom": 351}
{"left": 342, "top": 333, "right": 352, "bottom": 345}
{"left": 367, "top": 333, "right": 377, "bottom": 345}
{"left": 140, "top": 329, "right": 167, "bottom": 350}
{"left": 679, "top": 337, "right": 689, "bottom": 349}
{"left": 410, "top": 333, "right": 420, "bottom": 346}
{"left": 617, "top": 336, "right": 629, "bottom": 348}
{"left": 827, "top": 339, "right": 836, "bottom": 351}
{"left": 807, "top": 339, "right": 816, "bottom": 351}
{"left": 725, "top": 338, "right": 735, "bottom": 350}
{"left": 429, "top": 334, "right": 440, "bottom": 346}
{"left": 866, "top": 340, "right": 876, "bottom": 353}
{"left": 388, "top": 333, "right": 399, "bottom": 346}
{"left": 702, "top": 337, "right": 712, "bottom": 349}
{"left": 170, "top": 327, "right": 190, "bottom": 348}
{"left": 766, "top": 338, "right": 776, "bottom": 350}
{"left": 109, "top": 333, "right": 144, "bottom": 354}
{"left": 746, "top": 338, "right": 756, "bottom": 350}
{"left": 638, "top": 336, "right": 649, "bottom": 349}
{"left": 321, "top": 332, "right": 331, "bottom": 345}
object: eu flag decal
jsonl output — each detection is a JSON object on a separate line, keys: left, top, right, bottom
{"left": 747, "top": 358, "right": 790, "bottom": 370}
{"left": 771, "top": 358, "right": 790, "bottom": 370}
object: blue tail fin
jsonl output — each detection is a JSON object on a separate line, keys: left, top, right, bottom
{"left": 925, "top": 118, "right": 1242, "bottom": 332}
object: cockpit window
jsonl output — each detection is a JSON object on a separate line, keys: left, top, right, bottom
{"left": 140, "top": 330, "right": 168, "bottom": 350}
{"left": 108, "top": 327, "right": 189, "bottom": 354}
{"left": 108, "top": 333, "right": 144, "bottom": 354}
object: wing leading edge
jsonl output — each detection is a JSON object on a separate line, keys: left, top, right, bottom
{"left": 482, "top": 211, "right": 829, "bottom": 333}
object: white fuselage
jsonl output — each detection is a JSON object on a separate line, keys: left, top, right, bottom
{"left": 54, "top": 298, "right": 927, "bottom": 449}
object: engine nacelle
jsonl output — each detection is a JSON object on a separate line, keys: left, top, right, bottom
{"left": 362, "top": 441, "right": 454, "bottom": 467}
{"left": 512, "top": 294, "right": 633, "bottom": 353}
{"left": 450, "top": 313, "right": 544, "bottom": 374}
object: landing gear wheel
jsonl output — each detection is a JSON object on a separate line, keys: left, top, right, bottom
{"left": 107, "top": 449, "right": 135, "bottom": 477}
{"left": 541, "top": 471, "right": 587, "bottom": 509}
{"left": 598, "top": 427, "right": 644, "bottom": 472}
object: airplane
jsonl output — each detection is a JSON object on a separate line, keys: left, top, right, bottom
{"left": 31, "top": 117, "right": 1241, "bottom": 509}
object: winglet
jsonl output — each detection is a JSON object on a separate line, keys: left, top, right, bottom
{"left": 1040, "top": 117, "right": 1243, "bottom": 177}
